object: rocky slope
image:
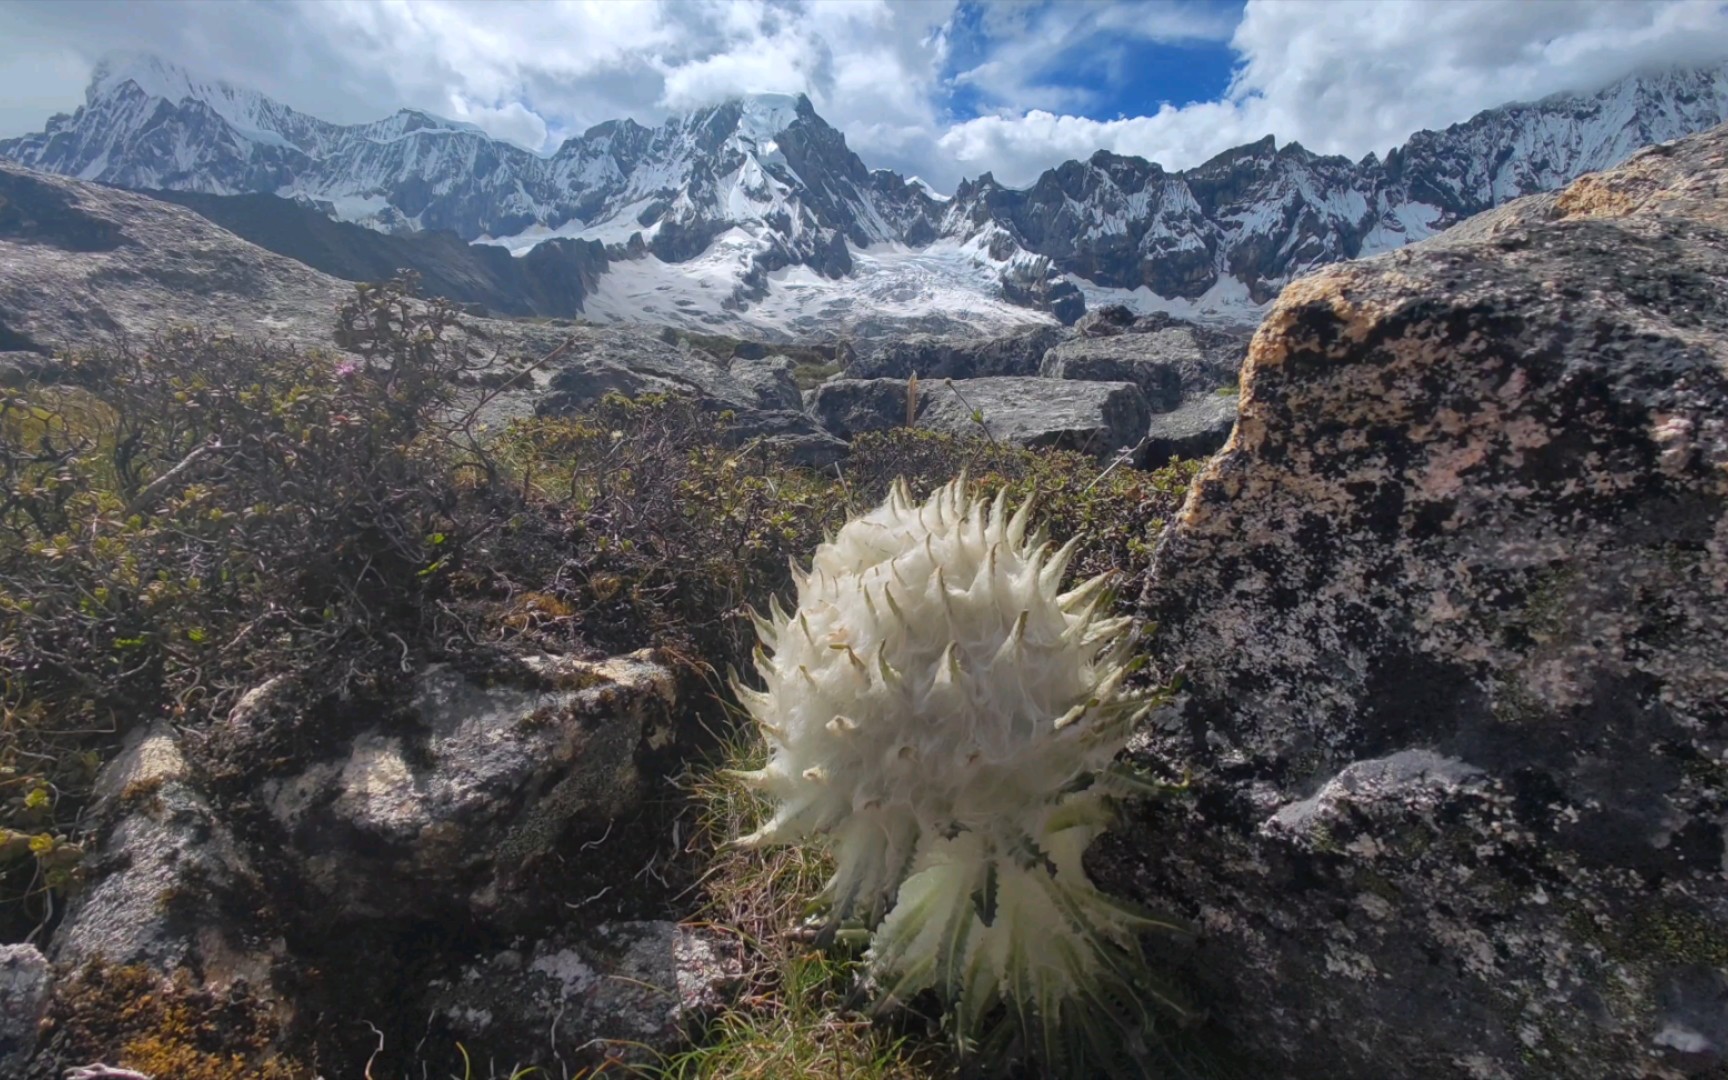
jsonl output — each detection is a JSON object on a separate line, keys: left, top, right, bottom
{"left": 150, "top": 188, "right": 608, "bottom": 318}
{"left": 1119, "top": 120, "right": 1728, "bottom": 1078}
{"left": 5, "top": 54, "right": 1726, "bottom": 337}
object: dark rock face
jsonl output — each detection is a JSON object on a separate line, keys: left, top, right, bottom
{"left": 728, "top": 353, "right": 803, "bottom": 411}
{"left": 1122, "top": 125, "right": 1728, "bottom": 1079}
{"left": 725, "top": 407, "right": 849, "bottom": 470}
{"left": 149, "top": 189, "right": 608, "bottom": 318}
{"left": 536, "top": 330, "right": 762, "bottom": 415}
{"left": 846, "top": 325, "right": 1069, "bottom": 380}
{"left": 1039, "top": 332, "right": 1196, "bottom": 411}
{"left": 806, "top": 378, "right": 913, "bottom": 441}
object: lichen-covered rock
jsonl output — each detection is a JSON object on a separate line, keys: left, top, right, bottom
{"left": 0, "top": 945, "right": 51, "bottom": 1072}
{"left": 431, "top": 922, "right": 741, "bottom": 1067}
{"left": 1123, "top": 124, "right": 1728, "bottom": 1078}
{"left": 51, "top": 724, "right": 288, "bottom": 992}
{"left": 264, "top": 650, "right": 677, "bottom": 920}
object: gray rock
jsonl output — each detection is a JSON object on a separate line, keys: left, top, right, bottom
{"left": 1120, "top": 124, "right": 1728, "bottom": 1079}
{"left": 1142, "top": 392, "right": 1238, "bottom": 464}
{"left": 917, "top": 377, "right": 1150, "bottom": 457}
{"left": 432, "top": 921, "right": 742, "bottom": 1067}
{"left": 727, "top": 408, "right": 849, "bottom": 471}
{"left": 806, "top": 378, "right": 915, "bottom": 441}
{"left": 1040, "top": 326, "right": 1233, "bottom": 403}
{"left": 537, "top": 330, "right": 760, "bottom": 415}
{"left": 810, "top": 376, "right": 1150, "bottom": 459}
{"left": 264, "top": 651, "right": 677, "bottom": 920}
{"left": 0, "top": 945, "right": 51, "bottom": 1073}
{"left": 728, "top": 353, "right": 804, "bottom": 411}
{"left": 47, "top": 722, "right": 292, "bottom": 1023}
{"left": 846, "top": 325, "right": 1069, "bottom": 380}
{"left": 1074, "top": 303, "right": 1138, "bottom": 337}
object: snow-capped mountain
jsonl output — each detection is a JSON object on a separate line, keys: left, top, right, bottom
{"left": 948, "top": 63, "right": 1728, "bottom": 320}
{"left": 5, "top": 53, "right": 1727, "bottom": 337}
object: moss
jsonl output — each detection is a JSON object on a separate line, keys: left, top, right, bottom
{"left": 36, "top": 962, "right": 310, "bottom": 1080}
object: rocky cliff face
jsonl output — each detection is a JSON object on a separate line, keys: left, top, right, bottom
{"left": 1120, "top": 121, "right": 1728, "bottom": 1078}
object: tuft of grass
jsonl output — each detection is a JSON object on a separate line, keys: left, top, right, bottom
{"left": 639, "top": 728, "right": 949, "bottom": 1080}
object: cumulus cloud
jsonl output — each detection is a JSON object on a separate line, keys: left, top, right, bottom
{"left": 940, "top": 0, "right": 1728, "bottom": 185}
{"left": 0, "top": 0, "right": 1723, "bottom": 192}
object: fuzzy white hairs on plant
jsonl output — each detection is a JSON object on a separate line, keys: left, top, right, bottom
{"left": 730, "top": 476, "right": 1183, "bottom": 1067}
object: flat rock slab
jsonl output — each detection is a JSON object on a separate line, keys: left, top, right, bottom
{"left": 845, "top": 325, "right": 1069, "bottom": 380}
{"left": 810, "top": 375, "right": 1150, "bottom": 458}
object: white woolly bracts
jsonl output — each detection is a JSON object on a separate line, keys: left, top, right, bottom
{"left": 731, "top": 475, "right": 1179, "bottom": 1069}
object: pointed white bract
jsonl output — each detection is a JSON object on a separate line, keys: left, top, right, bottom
{"left": 733, "top": 476, "right": 1160, "bottom": 1059}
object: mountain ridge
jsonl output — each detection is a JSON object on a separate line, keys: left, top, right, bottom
{"left": 5, "top": 53, "right": 1726, "bottom": 337}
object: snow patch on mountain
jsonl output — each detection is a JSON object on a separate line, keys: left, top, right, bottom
{"left": 582, "top": 238, "right": 1052, "bottom": 340}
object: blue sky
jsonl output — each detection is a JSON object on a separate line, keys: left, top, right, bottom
{"left": 1, "top": 0, "right": 1726, "bottom": 190}
{"left": 937, "top": 0, "right": 1244, "bottom": 124}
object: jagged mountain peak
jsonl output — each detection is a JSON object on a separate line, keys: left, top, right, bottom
{"left": 88, "top": 51, "right": 238, "bottom": 107}
{"left": 4, "top": 53, "right": 1727, "bottom": 338}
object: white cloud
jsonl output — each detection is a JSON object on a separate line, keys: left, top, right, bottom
{"left": 0, "top": 0, "right": 1723, "bottom": 193}
{"left": 940, "top": 0, "right": 1728, "bottom": 186}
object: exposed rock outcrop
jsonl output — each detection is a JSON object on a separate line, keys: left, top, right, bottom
{"left": 1122, "top": 124, "right": 1728, "bottom": 1078}
{"left": 1040, "top": 323, "right": 1241, "bottom": 403}
{"left": 1142, "top": 392, "right": 1238, "bottom": 466}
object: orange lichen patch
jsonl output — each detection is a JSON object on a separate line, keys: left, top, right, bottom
{"left": 38, "top": 962, "right": 311, "bottom": 1080}
{"left": 1553, "top": 174, "right": 1643, "bottom": 220}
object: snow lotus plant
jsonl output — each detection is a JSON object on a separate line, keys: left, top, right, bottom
{"left": 730, "top": 476, "right": 1189, "bottom": 1072}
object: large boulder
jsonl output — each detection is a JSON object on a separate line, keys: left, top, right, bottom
{"left": 537, "top": 328, "right": 760, "bottom": 415}
{"left": 1120, "top": 126, "right": 1728, "bottom": 1078}
{"left": 263, "top": 651, "right": 678, "bottom": 921}
{"left": 810, "top": 376, "right": 1151, "bottom": 459}
{"left": 1142, "top": 391, "right": 1238, "bottom": 465}
{"left": 845, "top": 325, "right": 1069, "bottom": 380}
{"left": 1040, "top": 325, "right": 1234, "bottom": 401}
{"left": 728, "top": 353, "right": 803, "bottom": 411}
